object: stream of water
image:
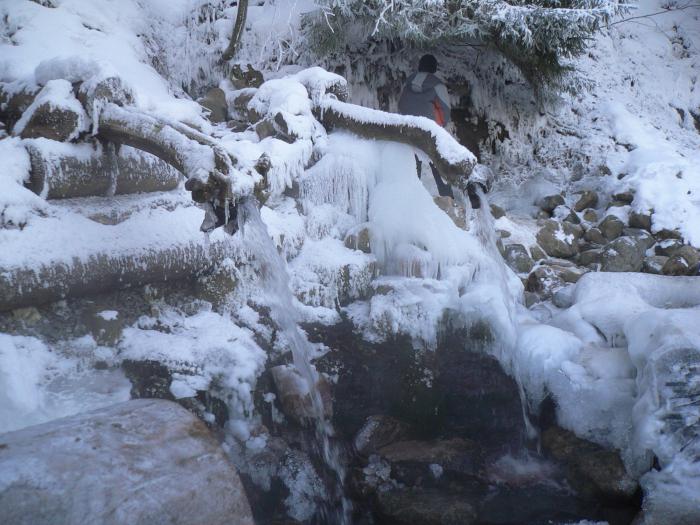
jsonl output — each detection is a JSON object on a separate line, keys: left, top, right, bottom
{"left": 238, "top": 198, "right": 352, "bottom": 524}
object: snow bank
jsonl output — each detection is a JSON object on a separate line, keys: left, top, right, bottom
{"left": 0, "top": 137, "right": 46, "bottom": 228}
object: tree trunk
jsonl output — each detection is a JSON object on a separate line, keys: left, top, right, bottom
{"left": 222, "top": 0, "right": 249, "bottom": 62}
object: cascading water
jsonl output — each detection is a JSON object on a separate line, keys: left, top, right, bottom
{"left": 462, "top": 186, "right": 538, "bottom": 441}
{"left": 238, "top": 198, "right": 353, "bottom": 524}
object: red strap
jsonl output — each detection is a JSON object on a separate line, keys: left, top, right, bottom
{"left": 433, "top": 99, "right": 445, "bottom": 127}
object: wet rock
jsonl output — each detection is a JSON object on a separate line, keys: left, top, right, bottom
{"left": 490, "top": 203, "right": 506, "bottom": 219}
{"left": 122, "top": 359, "right": 174, "bottom": 400}
{"left": 377, "top": 438, "right": 482, "bottom": 484}
{"left": 629, "top": 211, "right": 652, "bottom": 231}
{"left": 548, "top": 264, "right": 588, "bottom": 284}
{"left": 344, "top": 227, "right": 371, "bottom": 253}
{"left": 0, "top": 399, "right": 254, "bottom": 525}
{"left": 600, "top": 236, "right": 647, "bottom": 272}
{"left": 613, "top": 191, "right": 635, "bottom": 205}
{"left": 198, "top": 87, "right": 228, "bottom": 123}
{"left": 433, "top": 196, "right": 466, "bottom": 229}
{"left": 542, "top": 426, "right": 638, "bottom": 501}
{"left": 536, "top": 220, "right": 582, "bottom": 259}
{"left": 503, "top": 244, "right": 534, "bottom": 273}
{"left": 642, "top": 255, "right": 668, "bottom": 274}
{"left": 270, "top": 364, "right": 332, "bottom": 425}
{"left": 524, "top": 291, "right": 540, "bottom": 308}
{"left": 538, "top": 194, "right": 565, "bottom": 213}
{"left": 526, "top": 266, "right": 565, "bottom": 299}
{"left": 599, "top": 215, "right": 625, "bottom": 240}
{"left": 354, "top": 415, "right": 411, "bottom": 456}
{"left": 273, "top": 112, "right": 298, "bottom": 143}
{"left": 375, "top": 488, "right": 477, "bottom": 525}
{"left": 583, "top": 227, "right": 606, "bottom": 245}
{"left": 574, "top": 190, "right": 598, "bottom": 212}
{"left": 582, "top": 209, "right": 598, "bottom": 223}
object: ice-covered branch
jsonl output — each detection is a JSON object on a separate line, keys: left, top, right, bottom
{"left": 315, "top": 98, "right": 476, "bottom": 189}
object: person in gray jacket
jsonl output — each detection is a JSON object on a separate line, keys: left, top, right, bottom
{"left": 399, "top": 54, "right": 454, "bottom": 198}
{"left": 399, "top": 54, "right": 488, "bottom": 208}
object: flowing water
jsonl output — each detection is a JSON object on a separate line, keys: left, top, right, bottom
{"left": 462, "top": 186, "right": 538, "bottom": 441}
{"left": 238, "top": 198, "right": 352, "bottom": 524}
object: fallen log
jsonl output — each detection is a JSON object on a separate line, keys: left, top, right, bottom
{"left": 314, "top": 98, "right": 476, "bottom": 190}
{"left": 25, "top": 142, "right": 181, "bottom": 199}
{"left": 96, "top": 103, "right": 236, "bottom": 204}
{"left": 0, "top": 238, "right": 233, "bottom": 311}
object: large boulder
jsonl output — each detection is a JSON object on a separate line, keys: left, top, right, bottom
{"left": 0, "top": 399, "right": 254, "bottom": 525}
{"left": 198, "top": 87, "right": 228, "bottom": 123}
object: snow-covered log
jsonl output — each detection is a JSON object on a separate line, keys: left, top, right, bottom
{"left": 316, "top": 98, "right": 476, "bottom": 189}
{"left": 25, "top": 142, "right": 181, "bottom": 200}
{"left": 0, "top": 238, "right": 233, "bottom": 311}
{"left": 0, "top": 399, "right": 254, "bottom": 525}
{"left": 96, "top": 103, "right": 237, "bottom": 205}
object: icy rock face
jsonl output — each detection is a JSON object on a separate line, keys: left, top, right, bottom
{"left": 0, "top": 399, "right": 254, "bottom": 525}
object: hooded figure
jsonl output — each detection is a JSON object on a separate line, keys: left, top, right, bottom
{"left": 398, "top": 54, "right": 451, "bottom": 127}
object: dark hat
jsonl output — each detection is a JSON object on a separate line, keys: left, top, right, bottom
{"left": 418, "top": 54, "right": 438, "bottom": 74}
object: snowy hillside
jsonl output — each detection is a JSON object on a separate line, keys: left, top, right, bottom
{"left": 1, "top": 1, "right": 699, "bottom": 524}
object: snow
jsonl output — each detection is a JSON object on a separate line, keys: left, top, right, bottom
{"left": 0, "top": 333, "right": 131, "bottom": 434}
{"left": 0, "top": 136, "right": 46, "bottom": 228}
{"left": 119, "top": 306, "right": 266, "bottom": 420}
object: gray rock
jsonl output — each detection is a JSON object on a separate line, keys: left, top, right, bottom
{"left": 574, "top": 190, "right": 598, "bottom": 212}
{"left": 255, "top": 118, "right": 276, "bottom": 140}
{"left": 536, "top": 220, "right": 582, "bottom": 259}
{"left": 642, "top": 256, "right": 668, "bottom": 274}
{"left": 530, "top": 245, "right": 547, "bottom": 261}
{"left": 583, "top": 227, "right": 606, "bottom": 245}
{"left": 629, "top": 211, "right": 652, "bottom": 231}
{"left": 662, "top": 255, "right": 691, "bottom": 276}
{"left": 552, "top": 285, "right": 576, "bottom": 308}
{"left": 655, "top": 239, "right": 684, "bottom": 257}
{"left": 612, "top": 191, "right": 635, "bottom": 205}
{"left": 655, "top": 228, "right": 682, "bottom": 240}
{"left": 598, "top": 215, "right": 625, "bottom": 240}
{"left": 524, "top": 291, "right": 540, "bottom": 308}
{"left": 542, "top": 426, "right": 638, "bottom": 501}
{"left": 0, "top": 399, "right": 254, "bottom": 525}
{"left": 600, "top": 236, "right": 646, "bottom": 272}
{"left": 377, "top": 438, "right": 481, "bottom": 478}
{"left": 198, "top": 87, "right": 228, "bottom": 123}
{"left": 578, "top": 249, "right": 602, "bottom": 267}
{"left": 582, "top": 209, "right": 598, "bottom": 223}
{"left": 504, "top": 244, "right": 534, "bottom": 274}
{"left": 538, "top": 194, "right": 565, "bottom": 213}
{"left": 623, "top": 228, "right": 655, "bottom": 250}
{"left": 1, "top": 87, "right": 38, "bottom": 131}
{"left": 230, "top": 63, "right": 264, "bottom": 89}
{"left": 354, "top": 415, "right": 410, "bottom": 456}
